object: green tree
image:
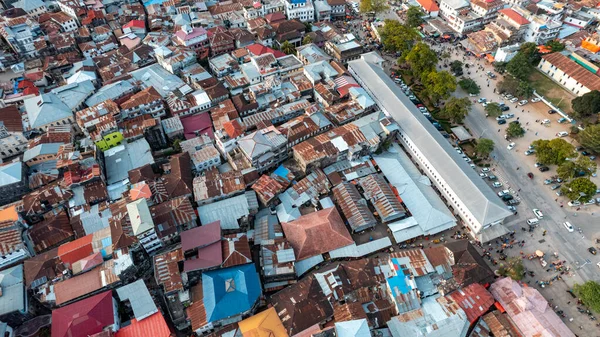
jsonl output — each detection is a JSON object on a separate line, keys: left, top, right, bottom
{"left": 532, "top": 138, "right": 577, "bottom": 165}
{"left": 380, "top": 20, "right": 420, "bottom": 57}
{"left": 516, "top": 81, "right": 534, "bottom": 99}
{"left": 406, "top": 42, "right": 438, "bottom": 76}
{"left": 485, "top": 102, "right": 502, "bottom": 118}
{"left": 458, "top": 78, "right": 480, "bottom": 95}
{"left": 421, "top": 70, "right": 456, "bottom": 103}
{"left": 506, "top": 123, "right": 525, "bottom": 138}
{"left": 450, "top": 60, "right": 463, "bottom": 74}
{"left": 557, "top": 156, "right": 597, "bottom": 180}
{"left": 438, "top": 97, "right": 471, "bottom": 124}
{"left": 497, "top": 257, "right": 524, "bottom": 281}
{"left": 475, "top": 138, "right": 494, "bottom": 158}
{"left": 561, "top": 178, "right": 597, "bottom": 201}
{"left": 574, "top": 281, "right": 600, "bottom": 313}
{"left": 579, "top": 124, "right": 600, "bottom": 153}
{"left": 493, "top": 61, "right": 507, "bottom": 74}
{"left": 572, "top": 90, "right": 600, "bottom": 119}
{"left": 546, "top": 40, "right": 565, "bottom": 52}
{"left": 172, "top": 138, "right": 182, "bottom": 152}
{"left": 497, "top": 76, "right": 519, "bottom": 96}
{"left": 302, "top": 35, "right": 313, "bottom": 45}
{"left": 360, "top": 0, "right": 389, "bottom": 14}
{"left": 304, "top": 22, "right": 313, "bottom": 32}
{"left": 506, "top": 53, "right": 533, "bottom": 80}
{"left": 406, "top": 6, "right": 424, "bottom": 27}
{"left": 280, "top": 41, "right": 296, "bottom": 55}
{"left": 519, "top": 42, "right": 541, "bottom": 66}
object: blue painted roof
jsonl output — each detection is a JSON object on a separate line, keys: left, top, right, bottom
{"left": 273, "top": 165, "right": 292, "bottom": 183}
{"left": 386, "top": 258, "right": 412, "bottom": 295}
{"left": 290, "top": 0, "right": 306, "bottom": 4}
{"left": 202, "top": 264, "right": 262, "bottom": 323}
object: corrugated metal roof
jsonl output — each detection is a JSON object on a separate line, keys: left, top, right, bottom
{"left": 329, "top": 238, "right": 392, "bottom": 259}
{"left": 0, "top": 264, "right": 25, "bottom": 315}
{"left": 116, "top": 280, "right": 158, "bottom": 321}
{"left": 348, "top": 58, "right": 512, "bottom": 229}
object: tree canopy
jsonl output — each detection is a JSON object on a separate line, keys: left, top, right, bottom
{"left": 458, "top": 78, "right": 480, "bottom": 95}
{"left": 421, "top": 70, "right": 456, "bottom": 103}
{"left": 561, "top": 177, "right": 597, "bottom": 201}
{"left": 475, "top": 138, "right": 494, "bottom": 158}
{"left": 579, "top": 124, "right": 600, "bottom": 153}
{"left": 406, "top": 6, "right": 424, "bottom": 27}
{"left": 493, "top": 62, "right": 507, "bottom": 74}
{"left": 438, "top": 97, "right": 471, "bottom": 124}
{"left": 545, "top": 40, "right": 565, "bottom": 52}
{"left": 380, "top": 20, "right": 420, "bottom": 57}
{"left": 572, "top": 90, "right": 600, "bottom": 119}
{"left": 302, "top": 35, "right": 313, "bottom": 45}
{"left": 574, "top": 281, "right": 600, "bottom": 312}
{"left": 485, "top": 103, "right": 502, "bottom": 118}
{"left": 497, "top": 257, "right": 524, "bottom": 281}
{"left": 557, "top": 156, "right": 597, "bottom": 180}
{"left": 516, "top": 81, "right": 534, "bottom": 99}
{"left": 519, "top": 42, "right": 541, "bottom": 66}
{"left": 450, "top": 60, "right": 463, "bottom": 75}
{"left": 506, "top": 53, "right": 533, "bottom": 81}
{"left": 359, "top": 0, "right": 389, "bottom": 14}
{"left": 280, "top": 41, "right": 296, "bottom": 55}
{"left": 405, "top": 42, "right": 438, "bottom": 76}
{"left": 506, "top": 123, "right": 525, "bottom": 138}
{"left": 497, "top": 76, "right": 520, "bottom": 96}
{"left": 532, "top": 138, "right": 577, "bottom": 165}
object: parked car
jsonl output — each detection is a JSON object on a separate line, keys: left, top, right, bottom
{"left": 518, "top": 100, "right": 528, "bottom": 106}
{"left": 533, "top": 208, "right": 544, "bottom": 219}
{"left": 478, "top": 97, "right": 487, "bottom": 103}
{"left": 502, "top": 194, "right": 514, "bottom": 201}
{"left": 500, "top": 105, "right": 510, "bottom": 112}
{"left": 589, "top": 247, "right": 597, "bottom": 255}
{"left": 563, "top": 222, "right": 574, "bottom": 232}
{"left": 498, "top": 119, "right": 507, "bottom": 125}
{"left": 510, "top": 97, "right": 519, "bottom": 103}
{"left": 507, "top": 142, "right": 516, "bottom": 150}
{"left": 548, "top": 109, "right": 557, "bottom": 114}
{"left": 558, "top": 117, "right": 568, "bottom": 123}
{"left": 527, "top": 218, "right": 539, "bottom": 225}
{"left": 493, "top": 182, "right": 503, "bottom": 188}
{"left": 481, "top": 168, "right": 490, "bottom": 173}
{"left": 544, "top": 179, "right": 554, "bottom": 185}
{"left": 551, "top": 184, "right": 561, "bottom": 190}
{"left": 525, "top": 149, "right": 535, "bottom": 156}
{"left": 488, "top": 175, "right": 497, "bottom": 180}
{"left": 556, "top": 131, "right": 569, "bottom": 137}
{"left": 507, "top": 199, "right": 520, "bottom": 205}
{"left": 568, "top": 200, "right": 581, "bottom": 207}
{"left": 539, "top": 166, "right": 550, "bottom": 172}
{"left": 535, "top": 162, "right": 542, "bottom": 168}
{"left": 479, "top": 173, "right": 488, "bottom": 178}
{"left": 497, "top": 190, "right": 510, "bottom": 197}
{"left": 508, "top": 206, "right": 517, "bottom": 212}
{"left": 531, "top": 97, "right": 541, "bottom": 103}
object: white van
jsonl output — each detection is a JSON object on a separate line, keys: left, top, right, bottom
{"left": 526, "top": 218, "right": 539, "bottom": 226}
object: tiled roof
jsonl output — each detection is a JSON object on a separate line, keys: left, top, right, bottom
{"left": 0, "top": 105, "right": 24, "bottom": 132}
{"left": 252, "top": 174, "right": 286, "bottom": 205}
{"left": 150, "top": 196, "right": 197, "bottom": 239}
{"left": 281, "top": 207, "right": 354, "bottom": 260}
{"left": 24, "top": 247, "right": 61, "bottom": 288}
{"left": 52, "top": 291, "right": 115, "bottom": 337}
{"left": 154, "top": 249, "right": 184, "bottom": 294}
{"left": 542, "top": 52, "right": 600, "bottom": 91}
{"left": 57, "top": 234, "right": 93, "bottom": 267}
{"left": 120, "top": 87, "right": 162, "bottom": 110}
{"left": 498, "top": 8, "right": 530, "bottom": 25}
{"left": 54, "top": 261, "right": 120, "bottom": 305}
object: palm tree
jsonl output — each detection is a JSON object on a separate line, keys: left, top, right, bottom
{"left": 280, "top": 41, "right": 296, "bottom": 55}
{"left": 302, "top": 35, "right": 313, "bottom": 45}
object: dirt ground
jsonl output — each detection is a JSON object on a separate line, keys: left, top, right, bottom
{"left": 529, "top": 71, "right": 575, "bottom": 114}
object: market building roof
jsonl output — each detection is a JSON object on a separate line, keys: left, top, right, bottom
{"left": 51, "top": 291, "right": 115, "bottom": 337}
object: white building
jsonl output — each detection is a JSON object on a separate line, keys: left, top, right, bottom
{"left": 191, "top": 144, "right": 222, "bottom": 172}
{"left": 127, "top": 199, "right": 162, "bottom": 254}
{"left": 439, "top": 0, "right": 482, "bottom": 34}
{"left": 0, "top": 106, "right": 28, "bottom": 161}
{"left": 349, "top": 55, "right": 512, "bottom": 242}
{"left": 518, "top": 12, "right": 562, "bottom": 44}
{"left": 12, "top": 0, "right": 47, "bottom": 18}
{"left": 285, "top": 0, "right": 315, "bottom": 22}
{"left": 537, "top": 52, "right": 600, "bottom": 96}
{"left": 494, "top": 44, "right": 520, "bottom": 63}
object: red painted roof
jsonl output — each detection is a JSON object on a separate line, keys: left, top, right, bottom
{"left": 181, "top": 113, "right": 214, "bottom": 140}
{"left": 246, "top": 43, "right": 286, "bottom": 59}
{"left": 58, "top": 234, "right": 94, "bottom": 267}
{"left": 18, "top": 79, "right": 35, "bottom": 89}
{"left": 499, "top": 8, "right": 530, "bottom": 25}
{"left": 181, "top": 221, "right": 221, "bottom": 252}
{"left": 52, "top": 291, "right": 115, "bottom": 337}
{"left": 115, "top": 312, "right": 171, "bottom": 337}
{"left": 123, "top": 20, "right": 145, "bottom": 29}
{"left": 416, "top": 0, "right": 439, "bottom": 12}
{"left": 449, "top": 283, "right": 495, "bottom": 324}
